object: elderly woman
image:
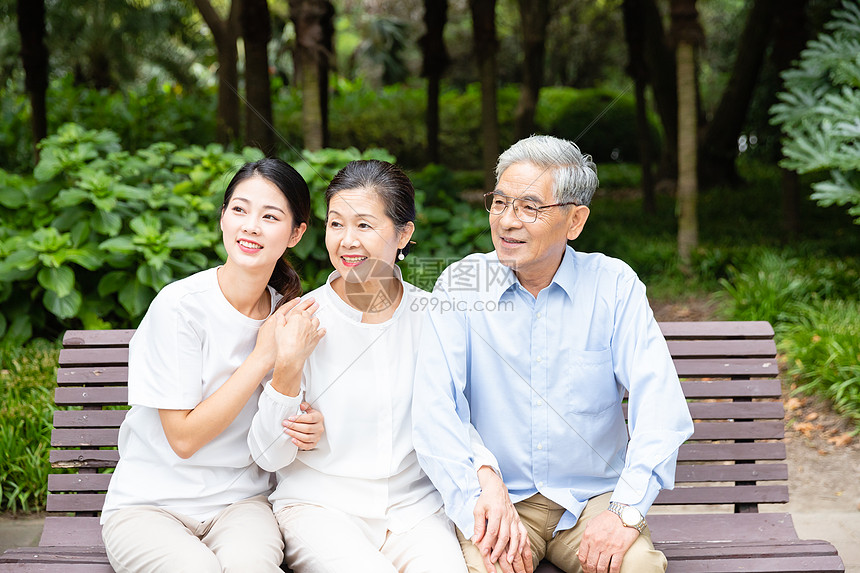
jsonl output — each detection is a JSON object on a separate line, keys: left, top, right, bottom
{"left": 248, "top": 160, "right": 497, "bottom": 572}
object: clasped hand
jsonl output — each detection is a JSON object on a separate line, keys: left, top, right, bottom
{"left": 473, "top": 467, "right": 533, "bottom": 573}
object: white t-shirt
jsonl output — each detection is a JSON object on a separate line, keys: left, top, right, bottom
{"left": 248, "top": 270, "right": 498, "bottom": 534}
{"left": 101, "top": 267, "right": 280, "bottom": 523}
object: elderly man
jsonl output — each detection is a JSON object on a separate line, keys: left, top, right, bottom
{"left": 412, "top": 135, "right": 694, "bottom": 573}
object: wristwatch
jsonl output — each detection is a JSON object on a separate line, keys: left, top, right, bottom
{"left": 608, "top": 501, "right": 646, "bottom": 533}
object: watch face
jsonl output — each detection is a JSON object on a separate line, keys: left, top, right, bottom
{"left": 620, "top": 506, "right": 642, "bottom": 526}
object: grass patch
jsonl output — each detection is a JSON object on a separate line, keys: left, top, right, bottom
{"left": 0, "top": 339, "right": 62, "bottom": 512}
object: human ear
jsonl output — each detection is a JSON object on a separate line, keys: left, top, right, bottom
{"left": 397, "top": 221, "right": 415, "bottom": 250}
{"left": 288, "top": 222, "right": 308, "bottom": 248}
{"left": 566, "top": 206, "right": 590, "bottom": 241}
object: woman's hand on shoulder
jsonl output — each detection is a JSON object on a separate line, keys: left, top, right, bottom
{"left": 275, "top": 297, "right": 326, "bottom": 367}
{"left": 282, "top": 401, "right": 325, "bottom": 450}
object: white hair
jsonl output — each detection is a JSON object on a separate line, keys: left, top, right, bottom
{"left": 495, "top": 135, "right": 599, "bottom": 206}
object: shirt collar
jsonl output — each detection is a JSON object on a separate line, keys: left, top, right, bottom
{"left": 486, "top": 245, "right": 577, "bottom": 302}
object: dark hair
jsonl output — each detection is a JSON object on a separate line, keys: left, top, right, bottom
{"left": 324, "top": 160, "right": 416, "bottom": 256}
{"left": 222, "top": 158, "right": 310, "bottom": 302}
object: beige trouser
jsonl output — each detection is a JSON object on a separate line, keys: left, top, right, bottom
{"left": 101, "top": 495, "right": 284, "bottom": 573}
{"left": 459, "top": 492, "right": 667, "bottom": 573}
{"left": 276, "top": 504, "right": 468, "bottom": 573}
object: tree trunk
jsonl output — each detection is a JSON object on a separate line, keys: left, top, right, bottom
{"left": 193, "top": 0, "right": 242, "bottom": 145}
{"left": 513, "top": 0, "right": 549, "bottom": 141}
{"left": 621, "top": 0, "right": 656, "bottom": 214}
{"left": 699, "top": 0, "right": 778, "bottom": 187}
{"left": 671, "top": 0, "right": 702, "bottom": 269}
{"left": 642, "top": 0, "right": 678, "bottom": 182}
{"left": 16, "top": 0, "right": 49, "bottom": 163}
{"left": 241, "top": 0, "right": 274, "bottom": 153}
{"left": 770, "top": 0, "right": 809, "bottom": 240}
{"left": 422, "top": 0, "right": 449, "bottom": 164}
{"left": 469, "top": 0, "right": 499, "bottom": 193}
{"left": 291, "top": 0, "right": 333, "bottom": 151}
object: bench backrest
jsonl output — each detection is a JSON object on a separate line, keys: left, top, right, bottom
{"left": 48, "top": 321, "right": 784, "bottom": 516}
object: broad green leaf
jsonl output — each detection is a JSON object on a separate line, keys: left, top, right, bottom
{"left": 66, "top": 246, "right": 104, "bottom": 270}
{"left": 70, "top": 220, "right": 91, "bottom": 247}
{"left": 99, "top": 236, "right": 137, "bottom": 253}
{"left": 92, "top": 210, "right": 123, "bottom": 236}
{"left": 37, "top": 266, "right": 75, "bottom": 297}
{"left": 98, "top": 270, "right": 131, "bottom": 297}
{"left": 0, "top": 187, "right": 27, "bottom": 209}
{"left": 137, "top": 264, "right": 172, "bottom": 290}
{"left": 0, "top": 248, "right": 39, "bottom": 272}
{"left": 3, "top": 313, "right": 32, "bottom": 346}
{"left": 119, "top": 279, "right": 155, "bottom": 317}
{"left": 0, "top": 312, "right": 6, "bottom": 339}
{"left": 53, "top": 188, "right": 90, "bottom": 209}
{"left": 44, "top": 288, "right": 82, "bottom": 319}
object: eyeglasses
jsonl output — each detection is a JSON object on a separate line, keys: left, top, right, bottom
{"left": 483, "top": 192, "right": 578, "bottom": 223}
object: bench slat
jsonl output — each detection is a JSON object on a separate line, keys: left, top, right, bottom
{"left": 63, "top": 330, "right": 134, "bottom": 347}
{"left": 59, "top": 347, "right": 129, "bottom": 367}
{"left": 685, "top": 401, "right": 785, "bottom": 420}
{"left": 46, "top": 494, "right": 106, "bottom": 513}
{"left": 48, "top": 474, "right": 111, "bottom": 492}
{"left": 51, "top": 429, "right": 119, "bottom": 448}
{"left": 677, "top": 442, "right": 786, "bottom": 462}
{"left": 666, "top": 339, "right": 777, "bottom": 358}
{"left": 39, "top": 517, "right": 103, "bottom": 547}
{"left": 54, "top": 387, "right": 128, "bottom": 406}
{"left": 664, "top": 555, "right": 844, "bottom": 573}
{"left": 53, "top": 410, "right": 127, "bottom": 428}
{"left": 57, "top": 366, "right": 128, "bottom": 385}
{"left": 654, "top": 485, "right": 789, "bottom": 505}
{"left": 674, "top": 463, "right": 788, "bottom": 483}
{"left": 673, "top": 358, "right": 779, "bottom": 377}
{"left": 659, "top": 321, "right": 775, "bottom": 339}
{"left": 50, "top": 450, "right": 119, "bottom": 469}
{"left": 648, "top": 512, "right": 799, "bottom": 543}
{"left": 689, "top": 421, "right": 784, "bottom": 441}
{"left": 679, "top": 379, "right": 782, "bottom": 399}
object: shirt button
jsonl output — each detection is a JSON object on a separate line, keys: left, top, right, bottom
{"left": 536, "top": 312, "right": 542, "bottom": 318}
{"left": 536, "top": 356, "right": 542, "bottom": 363}
{"left": 537, "top": 400, "right": 543, "bottom": 406}
{"left": 537, "top": 443, "right": 543, "bottom": 450}
{"left": 538, "top": 481, "right": 544, "bottom": 487}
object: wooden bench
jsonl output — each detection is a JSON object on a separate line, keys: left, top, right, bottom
{"left": 0, "top": 322, "right": 846, "bottom": 572}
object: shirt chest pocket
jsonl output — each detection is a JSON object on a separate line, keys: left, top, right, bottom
{"left": 566, "top": 348, "right": 619, "bottom": 416}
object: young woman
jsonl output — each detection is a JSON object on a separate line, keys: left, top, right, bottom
{"left": 101, "top": 158, "right": 326, "bottom": 573}
{"left": 248, "top": 160, "right": 495, "bottom": 573}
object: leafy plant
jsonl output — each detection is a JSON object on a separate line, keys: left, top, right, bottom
{"left": 779, "top": 300, "right": 860, "bottom": 427}
{"left": 770, "top": 0, "right": 860, "bottom": 223}
{"left": 0, "top": 340, "right": 62, "bottom": 512}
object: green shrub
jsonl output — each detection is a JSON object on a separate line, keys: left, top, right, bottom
{"left": 779, "top": 300, "right": 860, "bottom": 426}
{"left": 0, "top": 77, "right": 217, "bottom": 173}
{"left": 0, "top": 339, "right": 61, "bottom": 512}
{"left": 770, "top": 0, "right": 860, "bottom": 224}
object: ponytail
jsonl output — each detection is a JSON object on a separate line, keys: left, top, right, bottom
{"left": 271, "top": 257, "right": 302, "bottom": 307}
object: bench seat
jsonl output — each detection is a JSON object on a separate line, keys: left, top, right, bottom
{"left": 0, "top": 322, "right": 845, "bottom": 572}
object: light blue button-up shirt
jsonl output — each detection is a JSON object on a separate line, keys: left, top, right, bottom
{"left": 412, "top": 246, "right": 694, "bottom": 537}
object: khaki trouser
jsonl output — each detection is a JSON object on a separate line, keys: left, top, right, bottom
{"left": 102, "top": 495, "right": 284, "bottom": 573}
{"left": 459, "top": 492, "right": 667, "bottom": 573}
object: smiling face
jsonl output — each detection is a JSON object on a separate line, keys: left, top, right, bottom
{"left": 325, "top": 187, "right": 413, "bottom": 283}
{"left": 220, "top": 176, "right": 306, "bottom": 274}
{"left": 490, "top": 161, "right": 590, "bottom": 291}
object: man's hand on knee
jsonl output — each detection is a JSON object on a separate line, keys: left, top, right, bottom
{"left": 472, "top": 467, "right": 533, "bottom": 573}
{"left": 576, "top": 510, "right": 639, "bottom": 573}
